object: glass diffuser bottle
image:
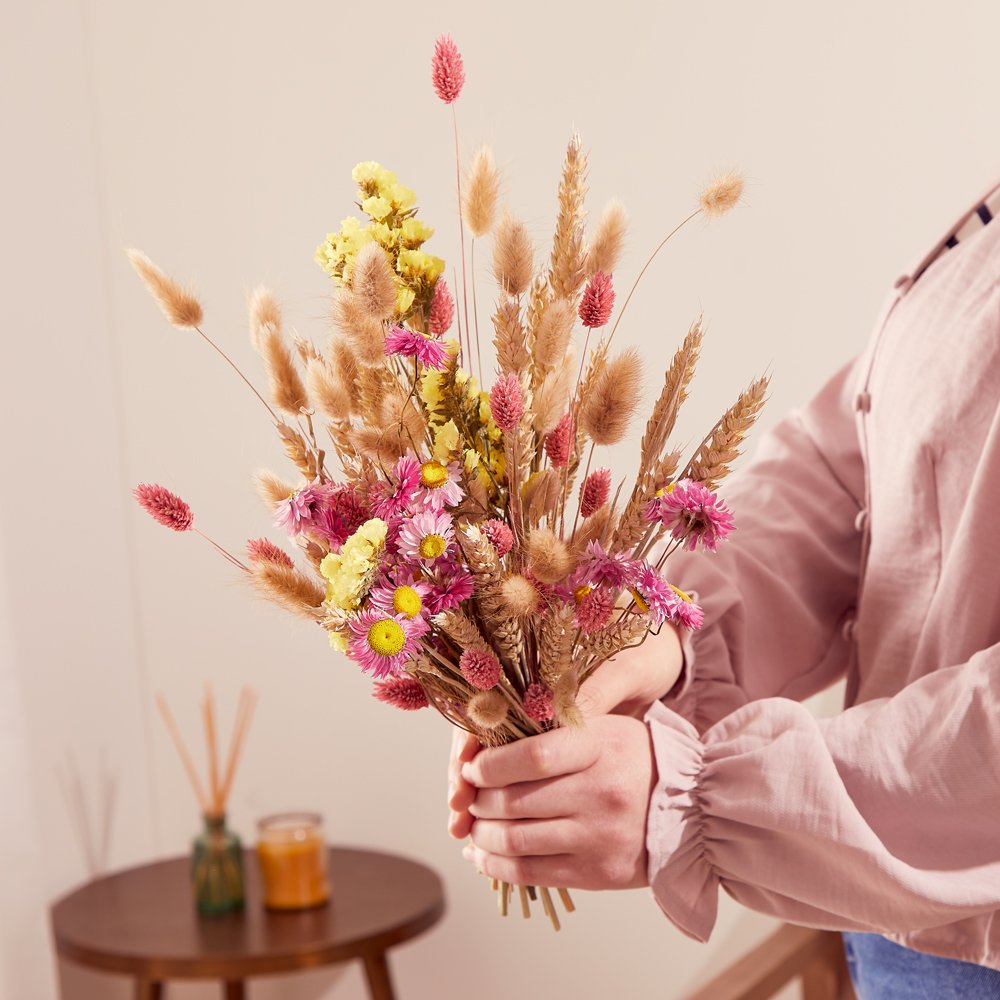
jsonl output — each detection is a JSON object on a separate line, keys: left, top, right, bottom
{"left": 191, "top": 813, "right": 245, "bottom": 914}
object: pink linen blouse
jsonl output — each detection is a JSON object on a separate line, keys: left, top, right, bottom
{"left": 645, "top": 178, "right": 1000, "bottom": 970}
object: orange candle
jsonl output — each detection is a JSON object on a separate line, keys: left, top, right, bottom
{"left": 256, "top": 812, "right": 330, "bottom": 910}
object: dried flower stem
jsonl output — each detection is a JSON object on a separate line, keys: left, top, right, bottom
{"left": 471, "top": 239, "right": 483, "bottom": 384}
{"left": 451, "top": 106, "right": 471, "bottom": 367}
{"left": 195, "top": 326, "right": 279, "bottom": 423}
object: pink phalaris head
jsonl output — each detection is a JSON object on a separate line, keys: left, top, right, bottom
{"left": 580, "top": 468, "right": 612, "bottom": 518}
{"left": 431, "top": 34, "right": 465, "bottom": 104}
{"left": 482, "top": 518, "right": 514, "bottom": 558}
{"left": 459, "top": 648, "right": 502, "bottom": 690}
{"left": 578, "top": 270, "right": 615, "bottom": 329}
{"left": 428, "top": 279, "right": 454, "bottom": 335}
{"left": 543, "top": 412, "right": 574, "bottom": 468}
{"left": 246, "top": 538, "right": 294, "bottom": 569}
{"left": 523, "top": 682, "right": 555, "bottom": 723}
{"left": 489, "top": 373, "right": 524, "bottom": 433}
{"left": 133, "top": 483, "right": 193, "bottom": 532}
{"left": 373, "top": 677, "right": 429, "bottom": 711}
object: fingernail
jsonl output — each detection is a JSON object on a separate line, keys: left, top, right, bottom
{"left": 462, "top": 845, "right": 473, "bottom": 862}
{"left": 461, "top": 762, "right": 476, "bottom": 784}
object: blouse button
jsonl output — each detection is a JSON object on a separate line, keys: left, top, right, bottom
{"left": 854, "top": 391, "right": 871, "bottom": 413}
{"left": 842, "top": 614, "right": 857, "bottom": 642}
{"left": 854, "top": 508, "right": 869, "bottom": 533}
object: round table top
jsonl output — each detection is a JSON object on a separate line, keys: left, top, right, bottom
{"left": 51, "top": 846, "right": 446, "bottom": 979}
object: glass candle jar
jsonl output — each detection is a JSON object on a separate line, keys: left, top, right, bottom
{"left": 256, "top": 812, "right": 330, "bottom": 910}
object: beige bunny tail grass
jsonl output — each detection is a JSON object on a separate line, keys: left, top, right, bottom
{"left": 248, "top": 285, "right": 282, "bottom": 352}
{"left": 306, "top": 358, "right": 352, "bottom": 422}
{"left": 585, "top": 198, "right": 628, "bottom": 277}
{"left": 467, "top": 690, "right": 508, "bottom": 729}
{"left": 463, "top": 144, "right": 501, "bottom": 238}
{"left": 639, "top": 319, "right": 704, "bottom": 467}
{"left": 532, "top": 362, "right": 574, "bottom": 436}
{"left": 492, "top": 294, "right": 529, "bottom": 376}
{"left": 580, "top": 348, "right": 643, "bottom": 446}
{"left": 700, "top": 171, "right": 745, "bottom": 218}
{"left": 552, "top": 669, "right": 583, "bottom": 727}
{"left": 326, "top": 334, "right": 363, "bottom": 413}
{"left": 263, "top": 327, "right": 309, "bottom": 417}
{"left": 684, "top": 375, "right": 769, "bottom": 488}
{"left": 248, "top": 561, "right": 325, "bottom": 622}
{"left": 254, "top": 469, "right": 297, "bottom": 509}
{"left": 332, "top": 291, "right": 386, "bottom": 368}
{"left": 492, "top": 213, "right": 534, "bottom": 297}
{"left": 526, "top": 527, "right": 572, "bottom": 585}
{"left": 351, "top": 241, "right": 397, "bottom": 321}
{"left": 533, "top": 297, "right": 576, "bottom": 370}
{"left": 571, "top": 502, "right": 612, "bottom": 554}
{"left": 548, "top": 134, "right": 589, "bottom": 300}
{"left": 126, "top": 249, "right": 203, "bottom": 329}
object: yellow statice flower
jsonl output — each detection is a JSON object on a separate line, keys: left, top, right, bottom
{"left": 320, "top": 518, "right": 388, "bottom": 611}
{"left": 432, "top": 419, "right": 462, "bottom": 463}
{"left": 361, "top": 195, "right": 393, "bottom": 222}
{"left": 329, "top": 629, "right": 349, "bottom": 652}
{"left": 397, "top": 248, "right": 445, "bottom": 282}
{"left": 400, "top": 217, "right": 434, "bottom": 247}
{"left": 368, "top": 221, "right": 397, "bottom": 248}
{"left": 388, "top": 182, "right": 417, "bottom": 212}
{"left": 395, "top": 285, "right": 416, "bottom": 315}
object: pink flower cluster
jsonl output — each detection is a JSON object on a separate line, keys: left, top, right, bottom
{"left": 645, "top": 479, "right": 735, "bottom": 552}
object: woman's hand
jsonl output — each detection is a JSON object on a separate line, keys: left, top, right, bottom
{"left": 460, "top": 714, "right": 656, "bottom": 890}
{"left": 447, "top": 624, "right": 683, "bottom": 840}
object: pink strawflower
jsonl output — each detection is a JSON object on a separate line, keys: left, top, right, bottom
{"left": 482, "top": 518, "right": 514, "bottom": 558}
{"left": 311, "top": 485, "right": 370, "bottom": 551}
{"left": 368, "top": 579, "right": 431, "bottom": 620}
{"left": 544, "top": 412, "right": 573, "bottom": 468}
{"left": 424, "top": 565, "right": 475, "bottom": 614}
{"left": 667, "top": 584, "right": 705, "bottom": 630}
{"left": 523, "top": 683, "right": 555, "bottom": 723}
{"left": 246, "top": 537, "right": 294, "bottom": 569}
{"left": 431, "top": 33, "right": 465, "bottom": 104}
{"left": 489, "top": 374, "right": 524, "bottom": 433}
{"left": 384, "top": 325, "right": 450, "bottom": 371}
{"left": 133, "top": 483, "right": 193, "bottom": 532}
{"left": 413, "top": 456, "right": 464, "bottom": 511}
{"left": 460, "top": 648, "right": 502, "bottom": 690}
{"left": 347, "top": 609, "right": 429, "bottom": 679}
{"left": 396, "top": 509, "right": 455, "bottom": 565}
{"left": 645, "top": 479, "right": 735, "bottom": 552}
{"left": 373, "top": 676, "right": 429, "bottom": 711}
{"left": 372, "top": 454, "right": 422, "bottom": 520}
{"left": 580, "top": 468, "right": 611, "bottom": 518}
{"left": 631, "top": 562, "right": 678, "bottom": 625}
{"left": 428, "top": 279, "right": 454, "bottom": 336}
{"left": 273, "top": 478, "right": 333, "bottom": 536}
{"left": 574, "top": 586, "right": 615, "bottom": 633}
{"left": 575, "top": 540, "right": 637, "bottom": 590}
{"left": 578, "top": 271, "right": 615, "bottom": 329}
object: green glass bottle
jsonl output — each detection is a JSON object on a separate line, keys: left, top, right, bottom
{"left": 191, "top": 814, "right": 244, "bottom": 914}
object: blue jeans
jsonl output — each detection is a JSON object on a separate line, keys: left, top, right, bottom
{"left": 842, "top": 932, "right": 1000, "bottom": 999}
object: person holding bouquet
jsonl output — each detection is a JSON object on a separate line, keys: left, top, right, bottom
{"left": 450, "top": 179, "right": 1000, "bottom": 996}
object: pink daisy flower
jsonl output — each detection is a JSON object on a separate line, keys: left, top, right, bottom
{"left": 574, "top": 586, "right": 615, "bottom": 634}
{"left": 372, "top": 454, "right": 421, "bottom": 520}
{"left": 667, "top": 585, "right": 705, "bottom": 630}
{"left": 396, "top": 510, "right": 455, "bottom": 565}
{"left": 523, "top": 683, "right": 555, "bottom": 723}
{"left": 368, "top": 579, "right": 432, "bottom": 620}
{"left": 273, "top": 478, "right": 333, "bottom": 536}
{"left": 347, "top": 609, "right": 428, "bottom": 679}
{"left": 459, "top": 648, "right": 502, "bottom": 690}
{"left": 413, "top": 457, "right": 464, "bottom": 511}
{"left": 384, "top": 325, "right": 450, "bottom": 371}
{"left": 482, "top": 518, "right": 514, "bottom": 558}
{"left": 575, "top": 540, "right": 638, "bottom": 590}
{"left": 630, "top": 562, "right": 679, "bottom": 624}
{"left": 311, "top": 485, "right": 370, "bottom": 551}
{"left": 645, "top": 479, "right": 736, "bottom": 552}
{"left": 373, "top": 676, "right": 429, "bottom": 711}
{"left": 424, "top": 565, "right": 475, "bottom": 614}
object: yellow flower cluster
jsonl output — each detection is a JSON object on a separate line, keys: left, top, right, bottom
{"left": 315, "top": 162, "right": 445, "bottom": 320}
{"left": 320, "top": 519, "right": 388, "bottom": 649}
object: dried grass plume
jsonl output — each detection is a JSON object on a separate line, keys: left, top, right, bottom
{"left": 351, "top": 242, "right": 397, "bottom": 321}
{"left": 700, "top": 171, "right": 744, "bottom": 218}
{"left": 527, "top": 527, "right": 572, "bottom": 584}
{"left": 126, "top": 249, "right": 203, "bottom": 329}
{"left": 581, "top": 348, "right": 643, "bottom": 445}
{"left": 463, "top": 145, "right": 501, "bottom": 238}
{"left": 492, "top": 213, "right": 533, "bottom": 296}
{"left": 586, "top": 199, "right": 628, "bottom": 276}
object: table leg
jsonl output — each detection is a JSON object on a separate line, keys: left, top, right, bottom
{"left": 362, "top": 951, "right": 396, "bottom": 1000}
{"left": 135, "top": 980, "right": 163, "bottom": 1000}
{"left": 223, "top": 982, "right": 245, "bottom": 1000}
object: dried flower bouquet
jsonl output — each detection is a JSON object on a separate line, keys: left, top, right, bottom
{"left": 131, "top": 33, "right": 766, "bottom": 929}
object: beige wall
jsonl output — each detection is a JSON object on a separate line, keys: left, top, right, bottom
{"left": 5, "top": 0, "right": 999, "bottom": 997}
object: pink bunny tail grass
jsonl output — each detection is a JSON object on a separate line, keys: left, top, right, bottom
{"left": 428, "top": 278, "right": 455, "bottom": 335}
{"left": 544, "top": 412, "right": 574, "bottom": 468}
{"left": 373, "top": 677, "right": 429, "bottom": 711}
{"left": 246, "top": 538, "right": 294, "bottom": 569}
{"left": 578, "top": 270, "right": 615, "bottom": 329}
{"left": 489, "top": 374, "right": 524, "bottom": 433}
{"left": 482, "top": 518, "right": 514, "bottom": 558}
{"left": 523, "top": 683, "right": 555, "bottom": 723}
{"left": 431, "top": 34, "right": 465, "bottom": 104}
{"left": 580, "top": 468, "right": 611, "bottom": 518}
{"left": 459, "top": 648, "right": 502, "bottom": 690}
{"left": 133, "top": 483, "right": 193, "bottom": 531}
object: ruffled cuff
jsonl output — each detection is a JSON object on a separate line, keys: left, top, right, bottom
{"left": 644, "top": 699, "right": 719, "bottom": 942}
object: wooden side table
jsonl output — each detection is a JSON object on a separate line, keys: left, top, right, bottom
{"left": 51, "top": 846, "right": 445, "bottom": 999}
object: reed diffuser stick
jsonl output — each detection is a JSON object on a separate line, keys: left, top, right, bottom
{"left": 155, "top": 693, "right": 210, "bottom": 813}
